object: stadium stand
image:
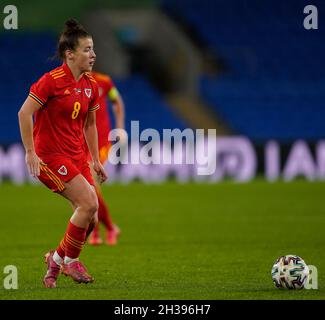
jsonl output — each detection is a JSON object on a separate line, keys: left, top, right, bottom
{"left": 161, "top": 0, "right": 325, "bottom": 143}
{"left": 114, "top": 74, "right": 187, "bottom": 134}
{"left": 0, "top": 33, "right": 58, "bottom": 144}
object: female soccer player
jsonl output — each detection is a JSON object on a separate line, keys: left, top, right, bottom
{"left": 18, "top": 19, "right": 107, "bottom": 288}
{"left": 87, "top": 71, "right": 125, "bottom": 246}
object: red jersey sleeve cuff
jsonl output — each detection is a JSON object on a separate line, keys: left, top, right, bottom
{"left": 29, "top": 92, "right": 46, "bottom": 107}
{"left": 89, "top": 104, "right": 100, "bottom": 112}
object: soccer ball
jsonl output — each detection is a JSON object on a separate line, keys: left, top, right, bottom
{"left": 271, "top": 254, "right": 309, "bottom": 289}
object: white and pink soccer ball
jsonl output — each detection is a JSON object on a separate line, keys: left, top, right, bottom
{"left": 271, "top": 255, "right": 309, "bottom": 289}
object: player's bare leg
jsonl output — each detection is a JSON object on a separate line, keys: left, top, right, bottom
{"left": 43, "top": 174, "right": 98, "bottom": 287}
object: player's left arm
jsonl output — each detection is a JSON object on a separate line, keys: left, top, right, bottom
{"left": 84, "top": 111, "right": 107, "bottom": 183}
{"left": 109, "top": 87, "right": 127, "bottom": 143}
{"left": 111, "top": 93, "right": 125, "bottom": 129}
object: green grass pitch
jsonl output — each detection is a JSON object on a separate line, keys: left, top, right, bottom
{"left": 0, "top": 181, "right": 324, "bottom": 300}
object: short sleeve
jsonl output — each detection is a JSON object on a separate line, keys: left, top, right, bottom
{"left": 88, "top": 82, "right": 100, "bottom": 112}
{"left": 29, "top": 73, "right": 54, "bottom": 108}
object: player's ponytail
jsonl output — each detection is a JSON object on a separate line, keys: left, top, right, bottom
{"left": 57, "top": 18, "right": 91, "bottom": 60}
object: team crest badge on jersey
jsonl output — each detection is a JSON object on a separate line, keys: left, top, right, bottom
{"left": 85, "top": 88, "right": 92, "bottom": 98}
{"left": 58, "top": 165, "right": 68, "bottom": 176}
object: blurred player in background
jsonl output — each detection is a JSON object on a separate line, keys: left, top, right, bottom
{"left": 87, "top": 71, "right": 125, "bottom": 246}
{"left": 18, "top": 19, "right": 107, "bottom": 288}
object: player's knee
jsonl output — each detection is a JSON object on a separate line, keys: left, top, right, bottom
{"left": 91, "top": 191, "right": 99, "bottom": 214}
{"left": 86, "top": 199, "right": 98, "bottom": 216}
{"left": 92, "top": 214, "right": 98, "bottom": 226}
{"left": 81, "top": 192, "right": 98, "bottom": 216}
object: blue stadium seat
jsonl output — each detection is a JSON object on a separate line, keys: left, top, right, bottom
{"left": 161, "top": 0, "right": 325, "bottom": 142}
{"left": 114, "top": 75, "right": 187, "bottom": 136}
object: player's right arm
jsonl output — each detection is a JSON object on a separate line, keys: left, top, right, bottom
{"left": 19, "top": 72, "right": 54, "bottom": 177}
{"left": 18, "top": 97, "right": 41, "bottom": 178}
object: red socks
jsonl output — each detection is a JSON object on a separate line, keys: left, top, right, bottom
{"left": 56, "top": 221, "right": 86, "bottom": 259}
{"left": 56, "top": 238, "right": 65, "bottom": 259}
{"left": 86, "top": 221, "right": 96, "bottom": 239}
{"left": 97, "top": 192, "right": 114, "bottom": 231}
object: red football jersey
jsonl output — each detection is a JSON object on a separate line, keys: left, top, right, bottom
{"left": 29, "top": 63, "right": 100, "bottom": 161}
{"left": 91, "top": 71, "right": 118, "bottom": 149}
